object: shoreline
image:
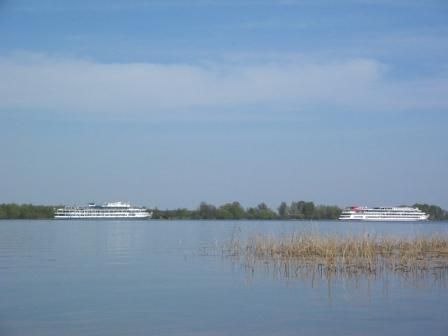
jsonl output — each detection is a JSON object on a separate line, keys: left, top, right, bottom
{"left": 1, "top": 201, "right": 448, "bottom": 221}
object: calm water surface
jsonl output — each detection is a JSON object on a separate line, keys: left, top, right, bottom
{"left": 1, "top": 220, "right": 447, "bottom": 336}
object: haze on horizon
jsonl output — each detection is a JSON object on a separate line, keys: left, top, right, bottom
{"left": 1, "top": 0, "right": 447, "bottom": 210}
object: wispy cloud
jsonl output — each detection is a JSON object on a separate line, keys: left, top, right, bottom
{"left": 1, "top": 53, "right": 447, "bottom": 120}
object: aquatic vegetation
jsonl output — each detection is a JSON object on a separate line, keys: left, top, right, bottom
{"left": 221, "top": 233, "right": 448, "bottom": 278}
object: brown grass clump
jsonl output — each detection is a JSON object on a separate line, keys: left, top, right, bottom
{"left": 222, "top": 233, "right": 448, "bottom": 277}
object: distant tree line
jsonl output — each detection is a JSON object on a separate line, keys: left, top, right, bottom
{"left": 152, "top": 201, "right": 341, "bottom": 220}
{"left": 413, "top": 203, "right": 448, "bottom": 221}
{"left": 151, "top": 201, "right": 448, "bottom": 221}
{"left": 277, "top": 201, "right": 342, "bottom": 220}
{"left": 0, "top": 203, "right": 55, "bottom": 219}
{"left": 1, "top": 202, "right": 447, "bottom": 221}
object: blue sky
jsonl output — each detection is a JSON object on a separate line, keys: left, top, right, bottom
{"left": 1, "top": 0, "right": 447, "bottom": 209}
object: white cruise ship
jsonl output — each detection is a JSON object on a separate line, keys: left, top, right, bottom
{"left": 339, "top": 206, "right": 429, "bottom": 221}
{"left": 54, "top": 202, "right": 152, "bottom": 219}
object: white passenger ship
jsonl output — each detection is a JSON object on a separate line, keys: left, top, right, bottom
{"left": 54, "top": 202, "right": 152, "bottom": 219}
{"left": 339, "top": 206, "right": 429, "bottom": 221}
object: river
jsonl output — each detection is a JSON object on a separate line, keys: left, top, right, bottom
{"left": 0, "top": 220, "right": 447, "bottom": 335}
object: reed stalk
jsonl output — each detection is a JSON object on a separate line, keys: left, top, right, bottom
{"left": 222, "top": 233, "right": 448, "bottom": 276}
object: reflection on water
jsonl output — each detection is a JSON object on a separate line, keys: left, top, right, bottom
{"left": 104, "top": 222, "right": 144, "bottom": 262}
{"left": 228, "top": 256, "right": 448, "bottom": 291}
{"left": 0, "top": 220, "right": 448, "bottom": 336}
{"left": 106, "top": 222, "right": 133, "bottom": 255}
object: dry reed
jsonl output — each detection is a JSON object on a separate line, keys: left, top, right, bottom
{"left": 222, "top": 233, "right": 448, "bottom": 277}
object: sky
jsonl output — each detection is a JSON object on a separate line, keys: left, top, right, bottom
{"left": 0, "top": 0, "right": 447, "bottom": 209}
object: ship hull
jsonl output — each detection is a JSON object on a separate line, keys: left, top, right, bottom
{"left": 339, "top": 217, "right": 428, "bottom": 222}
{"left": 54, "top": 216, "right": 150, "bottom": 219}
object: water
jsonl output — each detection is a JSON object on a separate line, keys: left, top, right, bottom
{"left": 0, "top": 220, "right": 447, "bottom": 336}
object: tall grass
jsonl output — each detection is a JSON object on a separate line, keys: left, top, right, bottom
{"left": 222, "top": 233, "right": 448, "bottom": 277}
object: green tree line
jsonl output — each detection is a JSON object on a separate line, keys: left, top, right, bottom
{"left": 413, "top": 203, "right": 448, "bottom": 221}
{"left": 0, "top": 203, "right": 55, "bottom": 219}
{"left": 152, "top": 201, "right": 341, "bottom": 220}
{"left": 1, "top": 202, "right": 447, "bottom": 220}
{"left": 151, "top": 201, "right": 448, "bottom": 220}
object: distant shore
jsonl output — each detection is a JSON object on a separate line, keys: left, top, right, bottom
{"left": 1, "top": 202, "right": 448, "bottom": 221}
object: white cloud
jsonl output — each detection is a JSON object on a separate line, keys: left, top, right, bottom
{"left": 0, "top": 53, "right": 447, "bottom": 120}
